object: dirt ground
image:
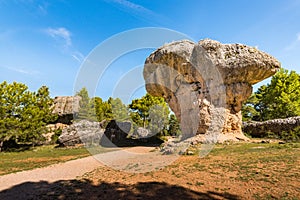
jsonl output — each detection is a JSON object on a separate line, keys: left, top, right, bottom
{"left": 0, "top": 144, "right": 299, "bottom": 200}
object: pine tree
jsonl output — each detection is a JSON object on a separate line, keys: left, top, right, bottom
{"left": 0, "top": 81, "right": 56, "bottom": 151}
{"left": 129, "top": 93, "right": 170, "bottom": 135}
{"left": 76, "top": 87, "right": 97, "bottom": 121}
{"left": 109, "top": 98, "right": 129, "bottom": 122}
{"left": 93, "top": 97, "right": 112, "bottom": 122}
{"left": 242, "top": 69, "right": 300, "bottom": 121}
{"left": 168, "top": 114, "right": 181, "bottom": 136}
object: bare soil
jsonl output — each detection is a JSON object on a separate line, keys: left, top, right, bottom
{"left": 0, "top": 143, "right": 299, "bottom": 200}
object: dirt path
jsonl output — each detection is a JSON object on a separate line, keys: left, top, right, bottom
{"left": 1, "top": 144, "right": 299, "bottom": 199}
{"left": 0, "top": 146, "right": 158, "bottom": 191}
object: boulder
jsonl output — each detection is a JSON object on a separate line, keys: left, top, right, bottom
{"left": 144, "top": 39, "right": 280, "bottom": 143}
{"left": 52, "top": 96, "right": 81, "bottom": 124}
{"left": 58, "top": 120, "right": 104, "bottom": 146}
{"left": 43, "top": 123, "right": 68, "bottom": 144}
{"left": 100, "top": 120, "right": 132, "bottom": 146}
{"left": 135, "top": 127, "right": 153, "bottom": 138}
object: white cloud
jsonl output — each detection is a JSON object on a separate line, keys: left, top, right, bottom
{"left": 111, "top": 0, "right": 150, "bottom": 12}
{"left": 5, "top": 66, "right": 40, "bottom": 75}
{"left": 38, "top": 4, "right": 48, "bottom": 15}
{"left": 297, "top": 33, "right": 300, "bottom": 41}
{"left": 45, "top": 27, "right": 72, "bottom": 47}
{"left": 71, "top": 51, "right": 85, "bottom": 63}
{"left": 105, "top": 0, "right": 168, "bottom": 25}
{"left": 44, "top": 27, "right": 85, "bottom": 63}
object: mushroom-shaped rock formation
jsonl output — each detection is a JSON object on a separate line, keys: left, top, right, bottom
{"left": 143, "top": 39, "right": 280, "bottom": 142}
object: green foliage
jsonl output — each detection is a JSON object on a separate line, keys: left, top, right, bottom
{"left": 281, "top": 127, "right": 300, "bottom": 142}
{"left": 76, "top": 88, "right": 97, "bottom": 121}
{"left": 0, "top": 145, "right": 89, "bottom": 175}
{"left": 129, "top": 93, "right": 170, "bottom": 135}
{"left": 75, "top": 88, "right": 129, "bottom": 124}
{"left": 51, "top": 129, "right": 62, "bottom": 144}
{"left": 109, "top": 97, "right": 129, "bottom": 122}
{"left": 0, "top": 81, "right": 56, "bottom": 151}
{"left": 264, "top": 127, "right": 300, "bottom": 142}
{"left": 242, "top": 69, "right": 300, "bottom": 121}
{"left": 168, "top": 114, "right": 181, "bottom": 136}
{"left": 148, "top": 104, "right": 169, "bottom": 136}
{"left": 242, "top": 94, "right": 260, "bottom": 121}
{"left": 75, "top": 89, "right": 176, "bottom": 137}
{"left": 93, "top": 97, "right": 112, "bottom": 122}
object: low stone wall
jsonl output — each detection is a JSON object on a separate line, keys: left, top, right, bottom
{"left": 242, "top": 116, "right": 300, "bottom": 137}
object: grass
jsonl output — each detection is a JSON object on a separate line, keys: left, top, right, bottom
{"left": 195, "top": 181, "right": 204, "bottom": 186}
{"left": 79, "top": 141, "right": 299, "bottom": 199}
{"left": 0, "top": 145, "right": 90, "bottom": 175}
{"left": 2, "top": 141, "right": 298, "bottom": 199}
{"left": 2, "top": 142, "right": 299, "bottom": 178}
{"left": 181, "top": 142, "right": 300, "bottom": 193}
{"left": 205, "top": 142, "right": 300, "bottom": 193}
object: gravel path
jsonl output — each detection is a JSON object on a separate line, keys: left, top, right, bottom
{"left": 0, "top": 154, "right": 102, "bottom": 191}
{"left": 0, "top": 146, "right": 165, "bottom": 191}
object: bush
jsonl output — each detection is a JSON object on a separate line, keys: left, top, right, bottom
{"left": 51, "top": 129, "right": 62, "bottom": 144}
{"left": 280, "top": 127, "right": 300, "bottom": 142}
{"left": 263, "top": 127, "right": 300, "bottom": 142}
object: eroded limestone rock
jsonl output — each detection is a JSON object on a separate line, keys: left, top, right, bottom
{"left": 144, "top": 39, "right": 280, "bottom": 142}
{"left": 52, "top": 96, "right": 81, "bottom": 124}
{"left": 58, "top": 120, "right": 104, "bottom": 147}
{"left": 243, "top": 116, "right": 300, "bottom": 138}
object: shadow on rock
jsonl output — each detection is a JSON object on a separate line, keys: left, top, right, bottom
{"left": 0, "top": 179, "right": 241, "bottom": 200}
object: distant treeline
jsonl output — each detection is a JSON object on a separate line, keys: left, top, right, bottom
{"left": 0, "top": 82, "right": 180, "bottom": 151}
{"left": 74, "top": 87, "right": 181, "bottom": 138}
{"left": 1, "top": 68, "right": 299, "bottom": 151}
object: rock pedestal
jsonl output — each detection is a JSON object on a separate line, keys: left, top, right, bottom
{"left": 144, "top": 39, "right": 280, "bottom": 142}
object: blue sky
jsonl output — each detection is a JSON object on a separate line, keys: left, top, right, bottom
{"left": 0, "top": 0, "right": 300, "bottom": 101}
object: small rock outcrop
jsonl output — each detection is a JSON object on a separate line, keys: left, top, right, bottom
{"left": 135, "top": 127, "right": 153, "bottom": 138}
{"left": 243, "top": 116, "right": 300, "bottom": 137}
{"left": 58, "top": 120, "right": 104, "bottom": 146}
{"left": 43, "top": 123, "right": 68, "bottom": 144}
{"left": 52, "top": 96, "right": 81, "bottom": 124}
{"left": 144, "top": 39, "right": 280, "bottom": 142}
{"left": 100, "top": 120, "right": 132, "bottom": 146}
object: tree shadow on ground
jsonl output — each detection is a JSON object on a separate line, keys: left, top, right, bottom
{"left": 100, "top": 134, "right": 164, "bottom": 148}
{"left": 1, "top": 140, "right": 33, "bottom": 152}
{"left": 0, "top": 179, "right": 241, "bottom": 200}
